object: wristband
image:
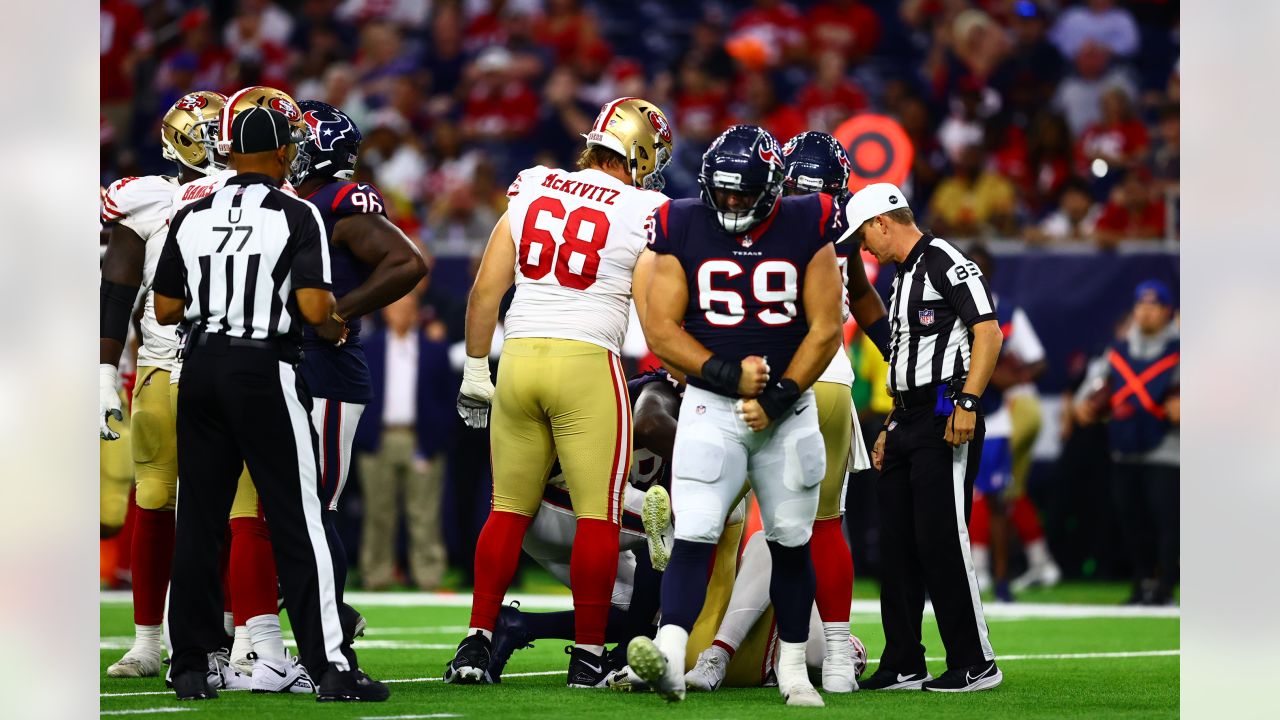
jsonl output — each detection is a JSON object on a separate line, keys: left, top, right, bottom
{"left": 864, "top": 316, "right": 891, "bottom": 360}
{"left": 100, "top": 280, "right": 140, "bottom": 344}
{"left": 954, "top": 392, "right": 982, "bottom": 414}
{"left": 700, "top": 355, "right": 743, "bottom": 397}
{"left": 756, "top": 379, "right": 802, "bottom": 420}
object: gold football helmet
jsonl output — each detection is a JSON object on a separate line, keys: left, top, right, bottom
{"left": 216, "top": 85, "right": 306, "bottom": 161}
{"left": 583, "top": 97, "right": 674, "bottom": 191}
{"left": 161, "top": 91, "right": 227, "bottom": 176}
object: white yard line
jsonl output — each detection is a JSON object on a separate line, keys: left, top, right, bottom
{"left": 100, "top": 710, "right": 195, "bottom": 716}
{"left": 100, "top": 653, "right": 1177, "bottom": 698}
{"left": 358, "top": 715, "right": 462, "bottom": 719}
{"left": 100, "top": 592, "right": 1180, "bottom": 619}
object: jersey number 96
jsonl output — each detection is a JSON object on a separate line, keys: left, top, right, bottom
{"left": 518, "top": 196, "right": 609, "bottom": 290}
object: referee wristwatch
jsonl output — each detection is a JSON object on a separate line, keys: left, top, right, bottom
{"left": 954, "top": 393, "right": 981, "bottom": 414}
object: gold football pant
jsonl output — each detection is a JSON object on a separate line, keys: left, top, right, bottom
{"left": 1007, "top": 393, "right": 1043, "bottom": 499}
{"left": 814, "top": 382, "right": 853, "bottom": 520}
{"left": 132, "top": 367, "right": 178, "bottom": 511}
{"left": 490, "top": 338, "right": 631, "bottom": 522}
{"left": 101, "top": 389, "right": 133, "bottom": 530}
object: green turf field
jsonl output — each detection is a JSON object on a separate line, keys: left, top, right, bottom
{"left": 100, "top": 585, "right": 1178, "bottom": 719}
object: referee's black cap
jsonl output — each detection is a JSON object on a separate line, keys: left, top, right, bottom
{"left": 230, "top": 107, "right": 299, "bottom": 154}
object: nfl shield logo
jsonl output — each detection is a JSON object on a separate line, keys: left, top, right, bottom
{"left": 918, "top": 308, "right": 935, "bottom": 326}
{"left": 696, "top": 405, "right": 707, "bottom": 415}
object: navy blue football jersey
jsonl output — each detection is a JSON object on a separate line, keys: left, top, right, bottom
{"left": 297, "top": 180, "right": 387, "bottom": 404}
{"left": 648, "top": 193, "right": 841, "bottom": 395}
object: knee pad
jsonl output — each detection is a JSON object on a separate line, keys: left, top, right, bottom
{"left": 135, "top": 472, "right": 177, "bottom": 511}
{"left": 762, "top": 497, "right": 817, "bottom": 547}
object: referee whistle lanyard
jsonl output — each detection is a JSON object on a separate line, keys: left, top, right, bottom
{"left": 1107, "top": 350, "right": 1179, "bottom": 421}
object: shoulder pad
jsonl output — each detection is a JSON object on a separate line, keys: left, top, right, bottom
{"left": 102, "top": 175, "right": 176, "bottom": 224}
{"left": 506, "top": 165, "right": 554, "bottom": 198}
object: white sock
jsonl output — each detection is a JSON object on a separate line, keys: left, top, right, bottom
{"left": 223, "top": 611, "right": 235, "bottom": 638}
{"left": 577, "top": 644, "right": 604, "bottom": 657}
{"left": 134, "top": 624, "right": 163, "bottom": 652}
{"left": 972, "top": 544, "right": 991, "bottom": 576}
{"left": 703, "top": 644, "right": 731, "bottom": 664}
{"left": 468, "top": 627, "right": 493, "bottom": 641}
{"left": 1026, "top": 538, "right": 1051, "bottom": 567}
{"left": 231, "top": 626, "right": 252, "bottom": 662}
{"left": 776, "top": 640, "right": 810, "bottom": 688}
{"left": 655, "top": 624, "right": 689, "bottom": 671}
{"left": 246, "top": 614, "right": 286, "bottom": 660}
{"left": 822, "top": 622, "right": 851, "bottom": 659}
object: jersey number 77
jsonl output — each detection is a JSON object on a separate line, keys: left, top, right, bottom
{"left": 518, "top": 196, "right": 610, "bottom": 291}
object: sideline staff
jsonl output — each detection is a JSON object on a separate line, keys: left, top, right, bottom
{"left": 840, "top": 183, "right": 1004, "bottom": 693}
{"left": 153, "top": 107, "right": 388, "bottom": 702}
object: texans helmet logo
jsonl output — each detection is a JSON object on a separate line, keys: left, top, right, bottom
{"left": 302, "top": 110, "right": 355, "bottom": 151}
{"left": 758, "top": 141, "right": 780, "bottom": 168}
{"left": 268, "top": 97, "right": 299, "bottom": 121}
{"left": 648, "top": 111, "right": 672, "bottom": 143}
{"left": 175, "top": 93, "right": 208, "bottom": 111}
{"left": 782, "top": 137, "right": 799, "bottom": 156}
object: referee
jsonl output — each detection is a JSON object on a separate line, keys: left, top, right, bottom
{"left": 838, "top": 183, "right": 1004, "bottom": 692}
{"left": 153, "top": 107, "right": 388, "bottom": 702}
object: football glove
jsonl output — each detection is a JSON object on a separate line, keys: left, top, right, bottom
{"left": 99, "top": 364, "right": 124, "bottom": 441}
{"left": 457, "top": 355, "right": 495, "bottom": 429}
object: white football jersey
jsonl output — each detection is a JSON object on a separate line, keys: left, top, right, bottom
{"left": 817, "top": 253, "right": 855, "bottom": 386}
{"left": 102, "top": 175, "right": 180, "bottom": 371}
{"left": 502, "top": 166, "right": 668, "bottom": 355}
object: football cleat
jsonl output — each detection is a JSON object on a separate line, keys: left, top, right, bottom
{"left": 782, "top": 682, "right": 825, "bottom": 707}
{"left": 606, "top": 664, "right": 651, "bottom": 692}
{"left": 1011, "top": 560, "right": 1062, "bottom": 592}
{"left": 250, "top": 655, "right": 315, "bottom": 694}
{"left": 443, "top": 633, "right": 495, "bottom": 684}
{"left": 921, "top": 661, "right": 1002, "bottom": 692}
{"left": 339, "top": 602, "right": 367, "bottom": 644}
{"left": 173, "top": 669, "right": 218, "bottom": 700}
{"left": 107, "top": 645, "right": 163, "bottom": 678}
{"left": 859, "top": 668, "right": 932, "bottom": 691}
{"left": 489, "top": 602, "right": 534, "bottom": 682}
{"left": 685, "top": 646, "right": 729, "bottom": 692}
{"left": 626, "top": 636, "right": 684, "bottom": 702}
{"left": 776, "top": 643, "right": 824, "bottom": 707}
{"left": 566, "top": 646, "right": 614, "bottom": 689}
{"left": 821, "top": 652, "right": 858, "bottom": 693}
{"left": 230, "top": 648, "right": 255, "bottom": 677}
{"left": 641, "top": 485, "right": 673, "bottom": 571}
{"left": 317, "top": 668, "right": 390, "bottom": 702}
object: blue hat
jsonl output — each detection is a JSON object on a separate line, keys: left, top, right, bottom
{"left": 1134, "top": 280, "right": 1173, "bottom": 307}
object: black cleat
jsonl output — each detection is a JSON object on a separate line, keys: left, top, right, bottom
{"left": 922, "top": 661, "right": 1002, "bottom": 692}
{"left": 489, "top": 603, "right": 534, "bottom": 682}
{"left": 444, "top": 633, "right": 495, "bottom": 684}
{"left": 317, "top": 668, "right": 390, "bottom": 702}
{"left": 173, "top": 669, "right": 218, "bottom": 700}
{"left": 339, "top": 602, "right": 367, "bottom": 644}
{"left": 859, "top": 667, "right": 932, "bottom": 691}
{"left": 566, "top": 646, "right": 614, "bottom": 688}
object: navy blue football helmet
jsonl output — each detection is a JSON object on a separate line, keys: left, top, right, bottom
{"left": 291, "top": 100, "right": 363, "bottom": 186}
{"left": 698, "top": 125, "right": 785, "bottom": 234}
{"left": 781, "top": 131, "right": 852, "bottom": 202}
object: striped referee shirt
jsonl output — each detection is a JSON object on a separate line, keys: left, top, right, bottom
{"left": 153, "top": 173, "right": 331, "bottom": 340}
{"left": 886, "top": 234, "right": 996, "bottom": 393}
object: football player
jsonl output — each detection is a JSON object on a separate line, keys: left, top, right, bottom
{"left": 101, "top": 91, "right": 227, "bottom": 679}
{"left": 629, "top": 125, "right": 844, "bottom": 707}
{"left": 777, "top": 130, "right": 889, "bottom": 691}
{"left": 446, "top": 97, "right": 674, "bottom": 688}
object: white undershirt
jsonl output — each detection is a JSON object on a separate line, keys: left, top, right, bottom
{"left": 382, "top": 330, "right": 418, "bottom": 425}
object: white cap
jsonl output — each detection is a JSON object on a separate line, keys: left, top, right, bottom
{"left": 837, "top": 182, "right": 909, "bottom": 243}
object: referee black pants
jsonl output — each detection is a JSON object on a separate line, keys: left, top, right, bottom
{"left": 169, "top": 337, "right": 351, "bottom": 680}
{"left": 877, "top": 404, "right": 995, "bottom": 672}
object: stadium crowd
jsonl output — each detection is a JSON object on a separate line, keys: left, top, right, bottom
{"left": 102, "top": 0, "right": 1179, "bottom": 253}
{"left": 100, "top": 0, "right": 1178, "bottom": 599}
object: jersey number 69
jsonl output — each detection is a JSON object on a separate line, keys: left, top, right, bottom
{"left": 697, "top": 259, "right": 798, "bottom": 327}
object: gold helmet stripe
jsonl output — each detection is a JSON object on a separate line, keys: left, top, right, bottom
{"left": 592, "top": 96, "right": 641, "bottom": 133}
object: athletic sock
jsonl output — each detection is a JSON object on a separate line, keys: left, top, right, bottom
{"left": 523, "top": 610, "right": 577, "bottom": 641}
{"left": 130, "top": 508, "right": 175, "bottom": 626}
{"left": 822, "top": 622, "right": 851, "bottom": 659}
{"left": 133, "top": 624, "right": 163, "bottom": 653}
{"left": 655, "top": 624, "right": 689, "bottom": 670}
{"left": 570, "top": 518, "right": 621, "bottom": 647}
{"left": 229, "top": 517, "right": 279, "bottom": 625}
{"left": 972, "top": 544, "right": 991, "bottom": 579}
{"left": 577, "top": 644, "right": 604, "bottom": 657}
{"left": 711, "top": 639, "right": 737, "bottom": 658}
{"left": 969, "top": 494, "right": 991, "bottom": 545}
{"left": 659, "top": 539, "right": 717, "bottom": 631}
{"left": 766, "top": 541, "right": 816, "bottom": 644}
{"left": 1011, "top": 495, "right": 1046, "bottom": 544}
{"left": 231, "top": 626, "right": 252, "bottom": 665}
{"left": 470, "top": 511, "right": 533, "bottom": 631}
{"left": 467, "top": 628, "right": 493, "bottom": 640}
{"left": 776, "top": 640, "right": 810, "bottom": 689}
{"left": 246, "top": 613, "right": 287, "bottom": 661}
{"left": 810, "top": 518, "right": 853, "bottom": 625}
{"left": 1025, "top": 538, "right": 1052, "bottom": 568}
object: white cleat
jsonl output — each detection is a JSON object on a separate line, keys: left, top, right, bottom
{"left": 821, "top": 653, "right": 857, "bottom": 693}
{"left": 231, "top": 649, "right": 255, "bottom": 677}
{"left": 782, "top": 682, "right": 826, "bottom": 707}
{"left": 1011, "top": 561, "right": 1062, "bottom": 592}
{"left": 627, "top": 636, "right": 685, "bottom": 702}
{"left": 606, "top": 664, "right": 651, "bottom": 692}
{"left": 641, "top": 486, "right": 673, "bottom": 571}
{"left": 107, "top": 645, "right": 163, "bottom": 678}
{"left": 685, "top": 647, "right": 729, "bottom": 692}
{"left": 250, "top": 655, "right": 316, "bottom": 694}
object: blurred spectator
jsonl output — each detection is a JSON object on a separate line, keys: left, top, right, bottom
{"left": 674, "top": 62, "right": 731, "bottom": 144}
{"left": 805, "top": 0, "right": 881, "bottom": 64}
{"left": 537, "top": 68, "right": 597, "bottom": 165}
{"left": 1026, "top": 177, "right": 1101, "bottom": 244}
{"left": 356, "top": 21, "right": 419, "bottom": 106}
{"left": 299, "top": 63, "right": 370, "bottom": 132}
{"left": 675, "top": 16, "right": 737, "bottom": 84}
{"left": 795, "top": 51, "right": 869, "bottom": 133}
{"left": 533, "top": 0, "right": 596, "bottom": 65}
{"left": 1079, "top": 86, "right": 1150, "bottom": 177}
{"left": 728, "top": 0, "right": 806, "bottom": 70}
{"left": 465, "top": 0, "right": 509, "bottom": 53}
{"left": 355, "top": 295, "right": 454, "bottom": 591}
{"left": 364, "top": 109, "right": 428, "bottom": 205}
{"left": 427, "top": 157, "right": 505, "bottom": 248}
{"left": 1053, "top": 41, "right": 1138, "bottom": 137}
{"left": 928, "top": 143, "right": 1017, "bottom": 238}
{"left": 424, "top": 119, "right": 483, "bottom": 206}
{"left": 1024, "top": 111, "right": 1077, "bottom": 217}
{"left": 985, "top": 116, "right": 1029, "bottom": 199}
{"left": 897, "top": 94, "right": 946, "bottom": 207}
{"left": 937, "top": 79, "right": 993, "bottom": 165}
{"left": 167, "top": 9, "right": 233, "bottom": 98}
{"left": 926, "top": 8, "right": 1011, "bottom": 101}
{"left": 101, "top": 0, "right": 151, "bottom": 131}
{"left": 731, "top": 73, "right": 805, "bottom": 146}
{"left": 224, "top": 0, "right": 295, "bottom": 49}
{"left": 991, "top": 1, "right": 1063, "bottom": 121}
{"left": 1049, "top": 0, "right": 1140, "bottom": 59}
{"left": 460, "top": 47, "right": 540, "bottom": 143}
{"left": 1150, "top": 104, "right": 1179, "bottom": 192}
{"left": 1094, "top": 169, "right": 1167, "bottom": 247}
{"left": 336, "top": 0, "right": 430, "bottom": 29}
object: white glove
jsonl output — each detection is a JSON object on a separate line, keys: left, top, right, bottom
{"left": 457, "top": 355, "right": 495, "bottom": 429}
{"left": 99, "top": 364, "right": 124, "bottom": 441}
